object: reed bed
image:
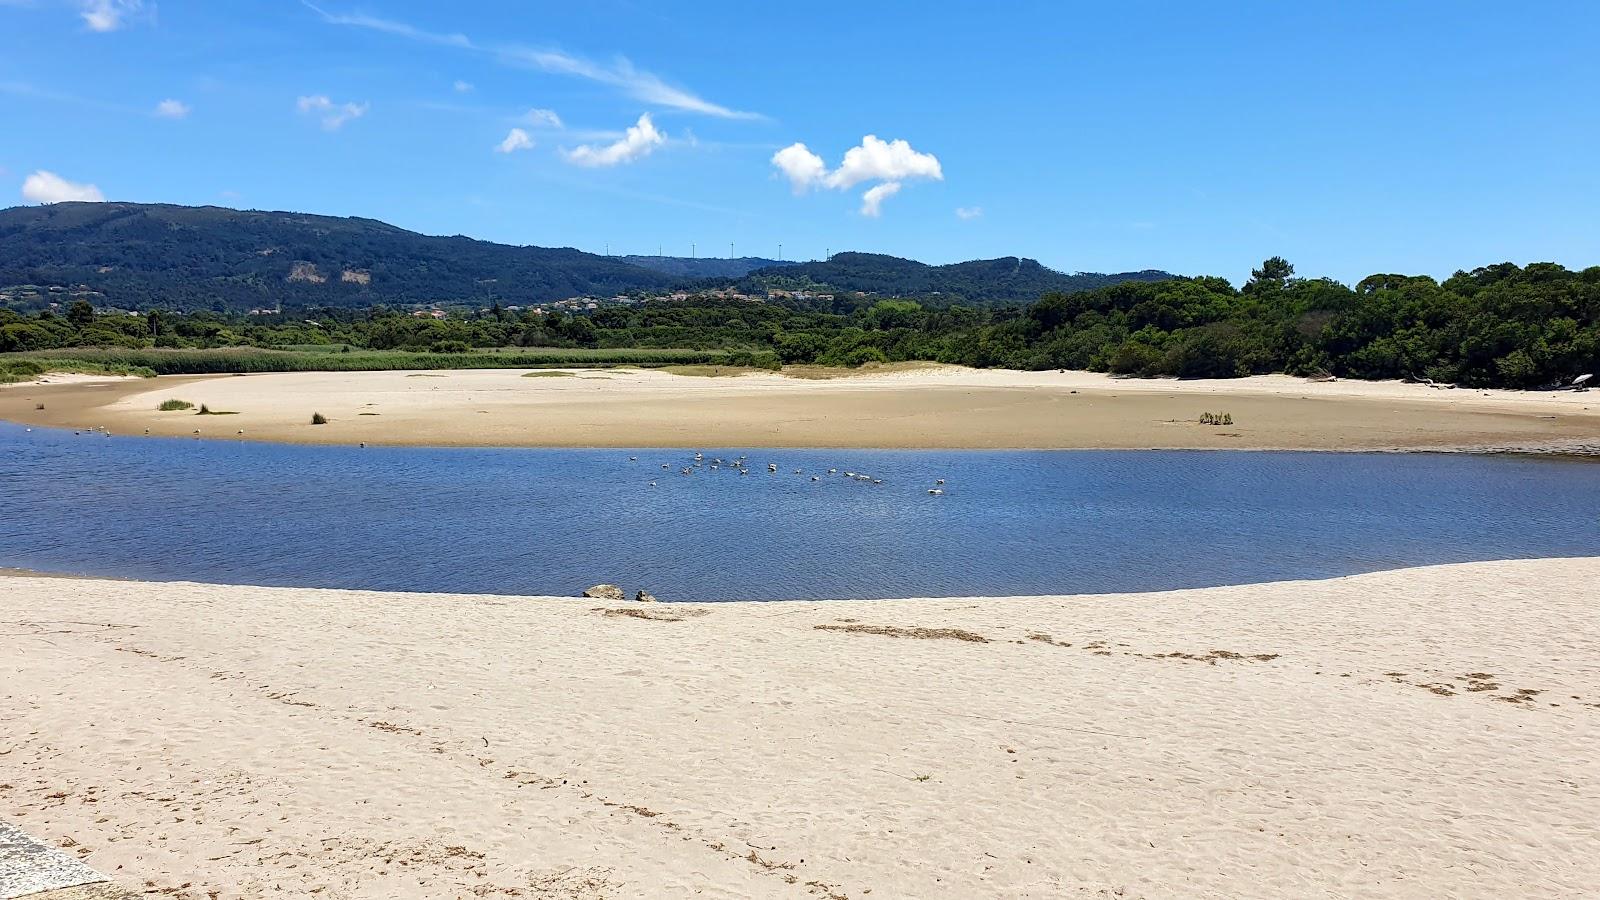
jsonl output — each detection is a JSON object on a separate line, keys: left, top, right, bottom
{"left": 5, "top": 347, "right": 727, "bottom": 376}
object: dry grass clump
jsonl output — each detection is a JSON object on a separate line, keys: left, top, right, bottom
{"left": 661, "top": 365, "right": 759, "bottom": 378}
{"left": 157, "top": 398, "right": 194, "bottom": 411}
{"left": 598, "top": 607, "right": 708, "bottom": 622}
{"left": 814, "top": 623, "right": 988, "bottom": 642}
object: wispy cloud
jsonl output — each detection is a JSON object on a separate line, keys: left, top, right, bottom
{"left": 496, "top": 127, "right": 534, "bottom": 154}
{"left": 563, "top": 113, "right": 664, "bottom": 167}
{"left": 303, "top": 2, "right": 758, "bottom": 119}
{"left": 519, "top": 108, "right": 562, "bottom": 129}
{"left": 297, "top": 94, "right": 368, "bottom": 130}
{"left": 955, "top": 206, "right": 983, "bottom": 220}
{"left": 154, "top": 98, "right": 190, "bottom": 119}
{"left": 22, "top": 170, "right": 105, "bottom": 203}
{"left": 80, "top": 0, "right": 145, "bottom": 32}
{"left": 453, "top": 79, "right": 474, "bottom": 93}
{"left": 302, "top": 4, "right": 470, "bottom": 47}
{"left": 1, "top": 80, "right": 140, "bottom": 114}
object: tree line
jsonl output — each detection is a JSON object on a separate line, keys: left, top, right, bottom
{"left": 3, "top": 258, "right": 1596, "bottom": 388}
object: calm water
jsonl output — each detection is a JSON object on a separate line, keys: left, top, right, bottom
{"left": 2, "top": 421, "right": 1598, "bottom": 600}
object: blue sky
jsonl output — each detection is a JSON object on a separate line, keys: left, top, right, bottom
{"left": 2, "top": 1, "right": 1597, "bottom": 284}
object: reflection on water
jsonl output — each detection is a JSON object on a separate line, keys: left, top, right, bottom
{"left": 2, "top": 422, "right": 1597, "bottom": 600}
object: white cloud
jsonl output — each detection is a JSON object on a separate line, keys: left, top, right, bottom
{"left": 770, "top": 135, "right": 942, "bottom": 216}
{"left": 81, "top": 0, "right": 143, "bottom": 32}
{"left": 304, "top": 2, "right": 757, "bottom": 119}
{"left": 22, "top": 170, "right": 105, "bottom": 204}
{"left": 955, "top": 206, "right": 983, "bottom": 220}
{"left": 154, "top": 98, "right": 190, "bottom": 119}
{"left": 860, "top": 182, "right": 902, "bottom": 218}
{"left": 496, "top": 127, "right": 534, "bottom": 153}
{"left": 452, "top": 80, "right": 473, "bottom": 93}
{"left": 297, "top": 94, "right": 368, "bottom": 130}
{"left": 824, "top": 136, "right": 943, "bottom": 190}
{"left": 520, "top": 107, "right": 562, "bottom": 129}
{"left": 563, "top": 113, "right": 664, "bottom": 167}
{"left": 771, "top": 142, "right": 826, "bottom": 194}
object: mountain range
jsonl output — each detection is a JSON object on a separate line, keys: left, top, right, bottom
{"left": 0, "top": 202, "right": 1175, "bottom": 311}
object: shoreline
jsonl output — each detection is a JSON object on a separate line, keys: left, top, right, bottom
{"left": 6, "top": 557, "right": 1599, "bottom": 897}
{"left": 5, "top": 553, "right": 1599, "bottom": 600}
{"left": 3, "top": 365, "right": 1598, "bottom": 452}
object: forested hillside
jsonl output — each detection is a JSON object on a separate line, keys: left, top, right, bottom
{"left": 734, "top": 252, "right": 1173, "bottom": 304}
{"left": 617, "top": 255, "right": 795, "bottom": 279}
{"left": 0, "top": 202, "right": 673, "bottom": 310}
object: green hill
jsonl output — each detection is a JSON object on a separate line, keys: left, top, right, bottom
{"left": 617, "top": 255, "right": 797, "bottom": 279}
{"left": 0, "top": 202, "right": 1172, "bottom": 313}
{"left": 0, "top": 202, "right": 673, "bottom": 311}
{"left": 735, "top": 252, "right": 1173, "bottom": 303}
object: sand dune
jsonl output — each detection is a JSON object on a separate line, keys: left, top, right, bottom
{"left": 3, "top": 366, "right": 1599, "bottom": 450}
{"left": 4, "top": 559, "right": 1599, "bottom": 898}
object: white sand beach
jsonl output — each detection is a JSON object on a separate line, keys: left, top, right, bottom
{"left": 4, "top": 559, "right": 1599, "bottom": 898}
{"left": 4, "top": 365, "right": 1599, "bottom": 451}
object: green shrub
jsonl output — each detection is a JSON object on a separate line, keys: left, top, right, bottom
{"left": 157, "top": 399, "right": 194, "bottom": 411}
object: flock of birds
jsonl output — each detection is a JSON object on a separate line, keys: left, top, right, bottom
{"left": 48, "top": 425, "right": 251, "bottom": 438}
{"left": 634, "top": 452, "right": 948, "bottom": 495}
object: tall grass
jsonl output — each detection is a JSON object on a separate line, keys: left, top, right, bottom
{"left": 6, "top": 347, "right": 727, "bottom": 376}
{"left": 0, "top": 357, "right": 157, "bottom": 384}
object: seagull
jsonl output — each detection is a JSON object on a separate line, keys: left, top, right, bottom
{"left": 928, "top": 489, "right": 944, "bottom": 495}
{"left": 935, "top": 479, "right": 945, "bottom": 485}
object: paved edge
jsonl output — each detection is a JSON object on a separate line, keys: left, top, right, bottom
{"left": 0, "top": 822, "right": 133, "bottom": 900}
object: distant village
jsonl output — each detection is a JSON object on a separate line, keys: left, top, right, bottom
{"left": 398, "top": 287, "right": 838, "bottom": 321}
{"left": 0, "top": 282, "right": 842, "bottom": 321}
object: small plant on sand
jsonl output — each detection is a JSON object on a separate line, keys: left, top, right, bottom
{"left": 1199, "top": 411, "right": 1234, "bottom": 425}
{"left": 310, "top": 412, "right": 328, "bottom": 425}
{"left": 157, "top": 399, "right": 194, "bottom": 411}
{"left": 195, "top": 404, "right": 237, "bottom": 415}
{"left": 35, "top": 403, "right": 45, "bottom": 411}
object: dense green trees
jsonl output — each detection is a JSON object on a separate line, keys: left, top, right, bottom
{"left": 4, "top": 259, "right": 1597, "bottom": 389}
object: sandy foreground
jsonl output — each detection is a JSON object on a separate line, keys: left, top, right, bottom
{"left": 3, "top": 365, "right": 1599, "bottom": 450}
{"left": 3, "top": 559, "right": 1598, "bottom": 899}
